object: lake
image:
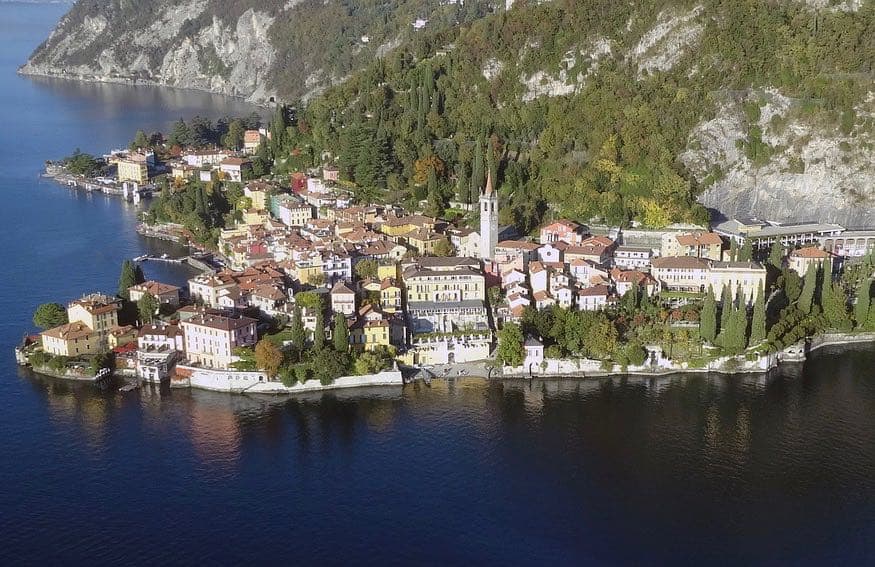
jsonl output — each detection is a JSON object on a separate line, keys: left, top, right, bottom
{"left": 0, "top": 3, "right": 873, "bottom": 565}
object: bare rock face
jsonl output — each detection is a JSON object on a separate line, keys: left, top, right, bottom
{"left": 684, "top": 90, "right": 875, "bottom": 226}
{"left": 20, "top": 1, "right": 277, "bottom": 104}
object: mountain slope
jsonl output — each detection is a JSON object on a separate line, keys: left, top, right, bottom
{"left": 23, "top": 0, "right": 875, "bottom": 226}
{"left": 20, "top": 0, "right": 491, "bottom": 103}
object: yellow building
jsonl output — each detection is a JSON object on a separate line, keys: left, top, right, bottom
{"left": 67, "top": 294, "right": 121, "bottom": 342}
{"left": 350, "top": 320, "right": 392, "bottom": 352}
{"left": 243, "top": 209, "right": 269, "bottom": 226}
{"left": 117, "top": 158, "right": 149, "bottom": 184}
{"left": 41, "top": 322, "right": 101, "bottom": 357}
{"left": 379, "top": 215, "right": 437, "bottom": 237}
{"left": 380, "top": 279, "right": 402, "bottom": 313}
{"left": 708, "top": 261, "right": 767, "bottom": 304}
{"left": 108, "top": 325, "right": 138, "bottom": 349}
{"left": 661, "top": 231, "right": 724, "bottom": 261}
{"left": 406, "top": 229, "right": 445, "bottom": 255}
{"left": 244, "top": 182, "right": 270, "bottom": 211}
{"left": 294, "top": 261, "right": 325, "bottom": 286}
{"left": 377, "top": 261, "right": 399, "bottom": 281}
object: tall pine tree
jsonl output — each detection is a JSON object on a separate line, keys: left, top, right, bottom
{"left": 799, "top": 263, "right": 817, "bottom": 314}
{"left": 768, "top": 240, "right": 784, "bottom": 270}
{"left": 855, "top": 278, "right": 872, "bottom": 329}
{"left": 719, "top": 285, "right": 732, "bottom": 336}
{"left": 290, "top": 306, "right": 306, "bottom": 350}
{"left": 750, "top": 283, "right": 766, "bottom": 345}
{"left": 738, "top": 239, "right": 753, "bottom": 262}
{"left": 700, "top": 286, "right": 717, "bottom": 343}
{"left": 314, "top": 308, "right": 325, "bottom": 350}
{"left": 333, "top": 313, "right": 349, "bottom": 353}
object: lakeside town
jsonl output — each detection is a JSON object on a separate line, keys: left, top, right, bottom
{"left": 18, "top": 109, "right": 875, "bottom": 393}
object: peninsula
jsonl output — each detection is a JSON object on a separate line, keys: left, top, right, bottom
{"left": 17, "top": 106, "right": 875, "bottom": 393}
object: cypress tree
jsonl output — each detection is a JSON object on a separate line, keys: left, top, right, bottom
{"left": 720, "top": 285, "right": 732, "bottom": 335}
{"left": 855, "top": 278, "right": 871, "bottom": 329}
{"left": 290, "top": 306, "right": 306, "bottom": 350}
{"left": 823, "top": 281, "right": 851, "bottom": 330}
{"left": 768, "top": 240, "right": 784, "bottom": 270}
{"left": 750, "top": 283, "right": 766, "bottom": 345}
{"left": 799, "top": 263, "right": 817, "bottom": 314}
{"left": 314, "top": 308, "right": 325, "bottom": 350}
{"left": 738, "top": 239, "right": 753, "bottom": 262}
{"left": 333, "top": 313, "right": 349, "bottom": 353}
{"left": 118, "top": 260, "right": 139, "bottom": 300}
{"left": 700, "top": 286, "right": 717, "bottom": 343}
{"left": 729, "top": 239, "right": 738, "bottom": 262}
{"left": 726, "top": 301, "right": 749, "bottom": 354}
{"left": 819, "top": 258, "right": 833, "bottom": 307}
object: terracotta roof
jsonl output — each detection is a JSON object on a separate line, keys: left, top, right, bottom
{"left": 42, "top": 322, "right": 95, "bottom": 340}
{"left": 542, "top": 219, "right": 581, "bottom": 231}
{"left": 182, "top": 314, "right": 256, "bottom": 331}
{"left": 129, "top": 280, "right": 180, "bottom": 296}
{"left": 651, "top": 256, "right": 710, "bottom": 270}
{"left": 496, "top": 240, "right": 539, "bottom": 251}
{"left": 791, "top": 246, "right": 829, "bottom": 259}
{"left": 138, "top": 323, "right": 181, "bottom": 338}
{"left": 578, "top": 284, "right": 610, "bottom": 297}
{"left": 331, "top": 281, "right": 355, "bottom": 295}
{"left": 676, "top": 231, "right": 723, "bottom": 246}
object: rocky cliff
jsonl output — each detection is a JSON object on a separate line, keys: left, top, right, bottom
{"left": 20, "top": 0, "right": 280, "bottom": 102}
{"left": 685, "top": 89, "right": 875, "bottom": 226}
{"left": 20, "top": 0, "right": 483, "bottom": 103}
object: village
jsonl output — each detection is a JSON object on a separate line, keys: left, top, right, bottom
{"left": 19, "top": 122, "right": 875, "bottom": 393}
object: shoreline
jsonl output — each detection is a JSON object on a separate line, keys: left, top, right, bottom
{"left": 19, "top": 334, "right": 875, "bottom": 396}
{"left": 17, "top": 67, "right": 275, "bottom": 107}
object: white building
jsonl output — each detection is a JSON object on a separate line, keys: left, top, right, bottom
{"left": 179, "top": 314, "right": 258, "bottom": 370}
{"left": 479, "top": 170, "right": 499, "bottom": 261}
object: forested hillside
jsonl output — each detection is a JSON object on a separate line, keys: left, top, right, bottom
{"left": 23, "top": 0, "right": 875, "bottom": 228}
{"left": 288, "top": 0, "right": 875, "bottom": 230}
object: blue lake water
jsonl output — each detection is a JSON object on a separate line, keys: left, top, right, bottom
{"left": 0, "top": 3, "right": 874, "bottom": 565}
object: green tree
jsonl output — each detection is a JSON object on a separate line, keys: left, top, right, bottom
{"left": 719, "top": 285, "right": 732, "bottom": 336}
{"left": 724, "top": 297, "right": 749, "bottom": 355}
{"left": 314, "top": 308, "right": 325, "bottom": 350}
{"left": 768, "top": 241, "right": 784, "bottom": 270}
{"left": 855, "top": 278, "right": 871, "bottom": 329}
{"left": 168, "top": 119, "right": 192, "bottom": 147}
{"left": 700, "top": 286, "right": 717, "bottom": 343}
{"left": 33, "top": 303, "right": 68, "bottom": 330}
{"left": 130, "top": 129, "right": 149, "bottom": 151}
{"left": 254, "top": 339, "right": 284, "bottom": 378}
{"left": 355, "top": 258, "right": 379, "bottom": 280}
{"left": 136, "top": 292, "right": 158, "bottom": 324}
{"left": 822, "top": 281, "right": 851, "bottom": 330}
{"left": 294, "top": 291, "right": 323, "bottom": 311}
{"left": 118, "top": 259, "right": 143, "bottom": 300}
{"left": 728, "top": 239, "right": 738, "bottom": 262}
{"left": 496, "top": 323, "right": 525, "bottom": 367}
{"left": 738, "top": 239, "right": 753, "bottom": 262}
{"left": 230, "top": 346, "right": 257, "bottom": 371}
{"left": 798, "top": 263, "right": 817, "bottom": 314}
{"left": 290, "top": 306, "right": 306, "bottom": 349}
{"left": 333, "top": 313, "right": 349, "bottom": 353}
{"left": 433, "top": 238, "right": 455, "bottom": 257}
{"left": 750, "top": 283, "right": 766, "bottom": 345}
{"left": 222, "top": 119, "right": 245, "bottom": 150}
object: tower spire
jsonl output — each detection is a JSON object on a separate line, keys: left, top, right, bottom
{"left": 484, "top": 168, "right": 494, "bottom": 196}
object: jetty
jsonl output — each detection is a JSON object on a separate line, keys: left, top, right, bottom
{"left": 133, "top": 252, "right": 216, "bottom": 273}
